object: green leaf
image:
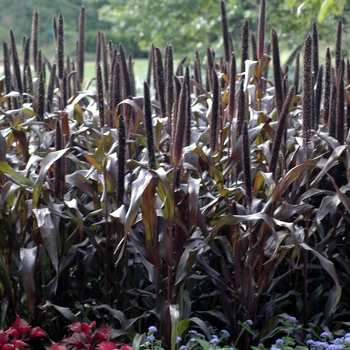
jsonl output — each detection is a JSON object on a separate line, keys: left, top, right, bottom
{"left": 0, "top": 161, "right": 33, "bottom": 187}
{"left": 318, "top": 0, "right": 335, "bottom": 22}
{"left": 125, "top": 169, "right": 153, "bottom": 235}
{"left": 300, "top": 242, "right": 341, "bottom": 313}
{"left": 20, "top": 247, "right": 37, "bottom": 312}
{"left": 141, "top": 176, "right": 157, "bottom": 258}
{"left": 32, "top": 208, "right": 59, "bottom": 274}
{"left": 32, "top": 149, "right": 68, "bottom": 207}
{"left": 311, "top": 145, "right": 346, "bottom": 187}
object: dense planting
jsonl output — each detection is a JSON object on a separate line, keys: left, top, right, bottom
{"left": 0, "top": 1, "right": 349, "bottom": 349}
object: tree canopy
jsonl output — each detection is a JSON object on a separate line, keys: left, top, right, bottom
{"left": 96, "top": 0, "right": 349, "bottom": 58}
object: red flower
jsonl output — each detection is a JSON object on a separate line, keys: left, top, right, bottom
{"left": 0, "top": 331, "right": 9, "bottom": 346}
{"left": 70, "top": 321, "right": 96, "bottom": 334}
{"left": 97, "top": 341, "right": 117, "bottom": 350}
{"left": 5, "top": 328, "right": 20, "bottom": 339}
{"left": 46, "top": 342, "right": 67, "bottom": 350}
{"left": 29, "top": 327, "right": 46, "bottom": 338}
{"left": 12, "top": 315, "right": 31, "bottom": 335}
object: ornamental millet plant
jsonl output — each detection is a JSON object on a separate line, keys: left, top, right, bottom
{"left": 0, "top": 2, "right": 348, "bottom": 350}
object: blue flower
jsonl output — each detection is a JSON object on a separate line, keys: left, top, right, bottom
{"left": 179, "top": 346, "right": 187, "bottom": 350}
{"left": 321, "top": 332, "right": 330, "bottom": 339}
{"left": 271, "top": 347, "right": 280, "bottom": 350}
{"left": 306, "top": 334, "right": 313, "bottom": 340}
{"left": 221, "top": 329, "right": 230, "bottom": 337}
{"left": 188, "top": 330, "right": 198, "bottom": 335}
{"left": 246, "top": 319, "right": 253, "bottom": 326}
{"left": 344, "top": 337, "right": 350, "bottom": 344}
{"left": 289, "top": 316, "right": 297, "bottom": 323}
{"left": 307, "top": 340, "right": 315, "bottom": 346}
{"left": 275, "top": 339, "right": 284, "bottom": 345}
{"left": 334, "top": 338, "right": 343, "bottom": 345}
{"left": 148, "top": 326, "right": 158, "bottom": 333}
{"left": 328, "top": 345, "right": 343, "bottom": 350}
{"left": 176, "top": 336, "right": 182, "bottom": 344}
{"left": 313, "top": 341, "right": 329, "bottom": 349}
{"left": 210, "top": 335, "right": 220, "bottom": 344}
{"left": 147, "top": 335, "right": 155, "bottom": 342}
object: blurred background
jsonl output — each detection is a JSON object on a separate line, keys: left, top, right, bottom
{"left": 0, "top": 0, "right": 348, "bottom": 84}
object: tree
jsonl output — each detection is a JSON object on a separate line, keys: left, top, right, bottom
{"left": 97, "top": 0, "right": 349, "bottom": 60}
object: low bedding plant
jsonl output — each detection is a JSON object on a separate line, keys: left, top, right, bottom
{"left": 3, "top": 315, "right": 349, "bottom": 349}
{"left": 2, "top": 0, "right": 350, "bottom": 349}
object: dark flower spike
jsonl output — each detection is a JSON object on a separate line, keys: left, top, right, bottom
{"left": 227, "top": 51, "right": 236, "bottom": 124}
{"left": 328, "top": 79, "right": 337, "bottom": 138}
{"left": 144, "top": 81, "right": 157, "bottom": 170}
{"left": 335, "top": 19, "right": 342, "bottom": 77}
{"left": 257, "top": 0, "right": 266, "bottom": 65}
{"left": 175, "top": 55, "right": 187, "bottom": 77}
{"left": 10, "top": 30, "right": 23, "bottom": 96}
{"left": 206, "top": 48, "right": 214, "bottom": 91}
{"left": 322, "top": 48, "right": 331, "bottom": 125}
{"left": 184, "top": 66, "right": 192, "bottom": 148}
{"left": 154, "top": 47, "right": 166, "bottom": 117}
{"left": 47, "top": 63, "right": 56, "bottom": 111}
{"left": 271, "top": 28, "right": 283, "bottom": 119}
{"left": 37, "top": 49, "right": 42, "bottom": 76}
{"left": 336, "top": 61, "right": 344, "bottom": 145}
{"left": 242, "top": 120, "right": 252, "bottom": 212}
{"left": 25, "top": 63, "right": 33, "bottom": 98}
{"left": 3, "top": 41, "right": 11, "bottom": 96}
{"left": 37, "top": 71, "right": 45, "bottom": 122}
{"left": 221, "top": 0, "right": 230, "bottom": 63}
{"left": 269, "top": 85, "right": 296, "bottom": 177}
{"left": 31, "top": 10, "right": 39, "bottom": 74}
{"left": 23, "top": 36, "right": 30, "bottom": 77}
{"left": 236, "top": 79, "right": 245, "bottom": 141}
{"left": 210, "top": 69, "right": 219, "bottom": 152}
{"left": 302, "top": 34, "right": 312, "bottom": 152}
{"left": 165, "top": 45, "right": 174, "bottom": 135}
{"left": 251, "top": 32, "right": 258, "bottom": 62}
{"left": 311, "top": 20, "right": 319, "bottom": 79}
{"left": 119, "top": 44, "right": 132, "bottom": 98}
{"left": 57, "top": 13, "right": 65, "bottom": 80}
{"left": 314, "top": 65, "right": 323, "bottom": 128}
{"left": 173, "top": 78, "right": 188, "bottom": 168}
{"left": 96, "top": 63, "right": 105, "bottom": 129}
{"left": 147, "top": 43, "right": 153, "bottom": 87}
{"left": 172, "top": 75, "right": 182, "bottom": 147}
{"left": 293, "top": 51, "right": 300, "bottom": 94}
{"left": 112, "top": 55, "right": 121, "bottom": 125}
{"left": 117, "top": 114, "right": 126, "bottom": 208}
{"left": 241, "top": 18, "right": 250, "bottom": 73}
{"left": 77, "top": 6, "right": 85, "bottom": 89}
{"left": 108, "top": 49, "right": 121, "bottom": 117}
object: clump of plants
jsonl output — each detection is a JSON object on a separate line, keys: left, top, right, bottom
{"left": 0, "top": 1, "right": 349, "bottom": 349}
